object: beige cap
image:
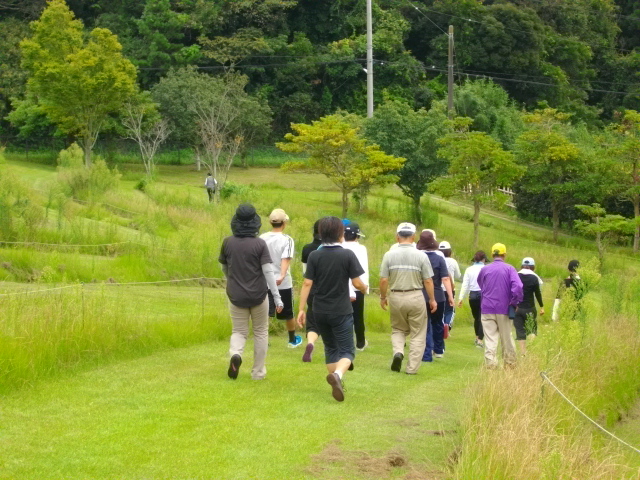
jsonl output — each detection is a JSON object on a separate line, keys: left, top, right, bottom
{"left": 269, "top": 208, "right": 289, "bottom": 223}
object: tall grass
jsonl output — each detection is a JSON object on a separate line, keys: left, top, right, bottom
{"left": 0, "top": 284, "right": 231, "bottom": 393}
{"left": 452, "top": 263, "right": 640, "bottom": 478}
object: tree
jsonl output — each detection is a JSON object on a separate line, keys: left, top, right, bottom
{"left": 609, "top": 110, "right": 640, "bottom": 253}
{"left": 192, "top": 72, "right": 271, "bottom": 201}
{"left": 364, "top": 98, "right": 449, "bottom": 223}
{"left": 433, "top": 117, "right": 524, "bottom": 249}
{"left": 515, "top": 109, "right": 586, "bottom": 242}
{"left": 277, "top": 114, "right": 405, "bottom": 217}
{"left": 121, "top": 92, "right": 170, "bottom": 178}
{"left": 575, "top": 203, "right": 632, "bottom": 268}
{"left": 19, "top": 0, "right": 137, "bottom": 166}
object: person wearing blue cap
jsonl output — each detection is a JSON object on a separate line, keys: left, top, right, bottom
{"left": 515, "top": 257, "right": 544, "bottom": 356}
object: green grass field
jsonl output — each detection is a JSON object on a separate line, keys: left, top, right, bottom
{"left": 2, "top": 156, "right": 640, "bottom": 478}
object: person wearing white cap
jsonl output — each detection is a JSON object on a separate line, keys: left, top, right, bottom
{"left": 439, "top": 241, "right": 461, "bottom": 336}
{"left": 260, "top": 208, "right": 302, "bottom": 348}
{"left": 379, "top": 222, "right": 437, "bottom": 374}
{"left": 515, "top": 257, "right": 544, "bottom": 356}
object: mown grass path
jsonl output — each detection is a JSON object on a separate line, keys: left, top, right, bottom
{"left": 0, "top": 330, "right": 483, "bottom": 479}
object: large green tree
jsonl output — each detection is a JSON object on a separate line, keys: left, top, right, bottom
{"left": 364, "top": 98, "right": 449, "bottom": 223}
{"left": 18, "top": 0, "right": 137, "bottom": 166}
{"left": 433, "top": 117, "right": 524, "bottom": 249}
{"left": 278, "top": 114, "right": 405, "bottom": 217}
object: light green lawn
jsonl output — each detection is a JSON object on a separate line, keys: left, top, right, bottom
{"left": 0, "top": 329, "right": 483, "bottom": 479}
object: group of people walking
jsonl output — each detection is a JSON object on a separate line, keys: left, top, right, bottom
{"left": 219, "top": 203, "right": 580, "bottom": 402}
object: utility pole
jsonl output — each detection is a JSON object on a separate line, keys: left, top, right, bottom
{"left": 366, "top": 0, "right": 374, "bottom": 118}
{"left": 447, "top": 24, "right": 454, "bottom": 117}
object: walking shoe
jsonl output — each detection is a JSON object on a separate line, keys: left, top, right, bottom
{"left": 391, "top": 352, "right": 404, "bottom": 372}
{"left": 228, "top": 354, "right": 242, "bottom": 379}
{"left": 302, "top": 343, "right": 314, "bottom": 362}
{"left": 348, "top": 362, "right": 354, "bottom": 371}
{"left": 435, "top": 353, "right": 444, "bottom": 358}
{"left": 356, "top": 340, "right": 369, "bottom": 352}
{"left": 326, "top": 373, "right": 345, "bottom": 402}
{"left": 474, "top": 339, "right": 484, "bottom": 348}
{"left": 288, "top": 335, "right": 303, "bottom": 348}
{"left": 443, "top": 324, "right": 449, "bottom": 339}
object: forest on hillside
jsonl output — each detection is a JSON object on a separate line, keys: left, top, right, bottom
{"left": 1, "top": 0, "right": 640, "bottom": 138}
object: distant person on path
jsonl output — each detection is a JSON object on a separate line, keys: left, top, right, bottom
{"left": 379, "top": 222, "right": 436, "bottom": 374}
{"left": 417, "top": 231, "right": 454, "bottom": 361}
{"left": 515, "top": 257, "right": 544, "bottom": 356}
{"left": 205, "top": 173, "right": 217, "bottom": 203}
{"left": 219, "top": 204, "right": 283, "bottom": 380}
{"left": 343, "top": 222, "right": 369, "bottom": 351}
{"left": 458, "top": 251, "right": 488, "bottom": 348}
{"left": 297, "top": 217, "right": 367, "bottom": 402}
{"left": 439, "top": 241, "right": 461, "bottom": 335}
{"left": 301, "top": 220, "right": 322, "bottom": 362}
{"left": 476, "top": 243, "right": 523, "bottom": 368}
{"left": 260, "top": 209, "right": 302, "bottom": 348}
{"left": 552, "top": 260, "right": 582, "bottom": 321}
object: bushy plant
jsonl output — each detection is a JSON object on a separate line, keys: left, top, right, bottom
{"left": 56, "top": 143, "right": 121, "bottom": 201}
{"left": 219, "top": 182, "right": 257, "bottom": 202}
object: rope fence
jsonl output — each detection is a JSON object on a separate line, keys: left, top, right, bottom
{"left": 540, "top": 371, "right": 640, "bottom": 455}
{"left": 0, "top": 239, "right": 194, "bottom": 254}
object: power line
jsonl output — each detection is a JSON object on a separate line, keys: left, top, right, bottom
{"left": 138, "top": 59, "right": 362, "bottom": 71}
{"left": 375, "top": 60, "right": 638, "bottom": 96}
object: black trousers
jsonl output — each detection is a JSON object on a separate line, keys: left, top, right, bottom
{"left": 469, "top": 293, "right": 483, "bottom": 340}
{"left": 207, "top": 188, "right": 215, "bottom": 202}
{"left": 352, "top": 291, "right": 366, "bottom": 349}
{"left": 514, "top": 307, "right": 537, "bottom": 340}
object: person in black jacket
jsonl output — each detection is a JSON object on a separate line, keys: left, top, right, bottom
{"left": 515, "top": 257, "right": 544, "bottom": 356}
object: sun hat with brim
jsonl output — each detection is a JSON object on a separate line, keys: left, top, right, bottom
{"left": 397, "top": 222, "right": 416, "bottom": 234}
{"left": 231, "top": 203, "right": 261, "bottom": 237}
{"left": 345, "top": 222, "right": 365, "bottom": 238}
{"left": 491, "top": 243, "right": 507, "bottom": 255}
{"left": 438, "top": 241, "right": 451, "bottom": 250}
{"left": 522, "top": 257, "right": 535, "bottom": 267}
{"left": 269, "top": 208, "right": 289, "bottom": 223}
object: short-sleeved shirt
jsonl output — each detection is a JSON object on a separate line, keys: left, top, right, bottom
{"left": 260, "top": 232, "right": 295, "bottom": 290}
{"left": 380, "top": 244, "right": 434, "bottom": 291}
{"left": 301, "top": 239, "right": 322, "bottom": 264}
{"left": 219, "top": 236, "right": 272, "bottom": 308}
{"left": 425, "top": 251, "right": 449, "bottom": 302}
{"left": 305, "top": 246, "right": 364, "bottom": 316}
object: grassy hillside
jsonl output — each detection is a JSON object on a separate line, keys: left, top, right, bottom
{"left": 2, "top": 158, "right": 640, "bottom": 478}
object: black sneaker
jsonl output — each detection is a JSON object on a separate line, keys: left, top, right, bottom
{"left": 391, "top": 352, "right": 404, "bottom": 372}
{"left": 348, "top": 362, "right": 354, "bottom": 371}
{"left": 228, "top": 354, "right": 242, "bottom": 379}
{"left": 326, "top": 372, "right": 345, "bottom": 402}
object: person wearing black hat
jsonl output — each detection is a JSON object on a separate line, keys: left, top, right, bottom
{"left": 343, "top": 222, "right": 369, "bottom": 351}
{"left": 552, "top": 260, "right": 582, "bottom": 321}
{"left": 219, "top": 204, "right": 283, "bottom": 380}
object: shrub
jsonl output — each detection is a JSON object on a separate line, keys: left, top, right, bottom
{"left": 56, "top": 143, "right": 121, "bottom": 201}
{"left": 220, "top": 182, "right": 257, "bottom": 202}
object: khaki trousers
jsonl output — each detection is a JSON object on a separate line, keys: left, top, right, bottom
{"left": 481, "top": 313, "right": 516, "bottom": 367}
{"left": 389, "top": 290, "right": 428, "bottom": 374}
{"left": 228, "top": 296, "right": 269, "bottom": 379}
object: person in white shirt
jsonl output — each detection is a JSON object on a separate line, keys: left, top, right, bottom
{"left": 260, "top": 208, "right": 302, "bottom": 348}
{"left": 342, "top": 222, "right": 369, "bottom": 350}
{"left": 204, "top": 173, "right": 217, "bottom": 203}
{"left": 457, "top": 250, "right": 488, "bottom": 348}
{"left": 439, "top": 241, "right": 461, "bottom": 335}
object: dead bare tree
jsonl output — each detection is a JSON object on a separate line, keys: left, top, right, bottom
{"left": 122, "top": 102, "right": 171, "bottom": 178}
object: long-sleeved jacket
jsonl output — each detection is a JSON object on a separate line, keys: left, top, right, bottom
{"left": 477, "top": 258, "right": 523, "bottom": 315}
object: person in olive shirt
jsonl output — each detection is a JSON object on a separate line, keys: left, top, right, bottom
{"left": 515, "top": 257, "right": 544, "bottom": 356}
{"left": 219, "top": 204, "right": 283, "bottom": 380}
{"left": 379, "top": 222, "right": 437, "bottom": 375}
{"left": 297, "top": 216, "right": 367, "bottom": 402}
{"left": 300, "top": 220, "right": 322, "bottom": 362}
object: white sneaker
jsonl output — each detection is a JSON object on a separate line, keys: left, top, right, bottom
{"left": 356, "top": 340, "right": 369, "bottom": 352}
{"left": 435, "top": 353, "right": 444, "bottom": 358}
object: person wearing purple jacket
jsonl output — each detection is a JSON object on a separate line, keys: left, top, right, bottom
{"left": 476, "top": 243, "right": 523, "bottom": 368}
